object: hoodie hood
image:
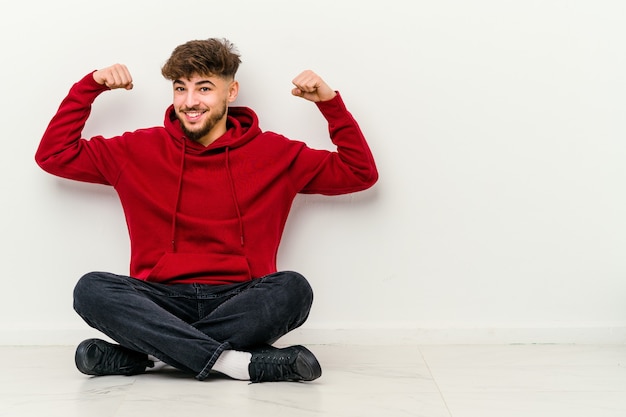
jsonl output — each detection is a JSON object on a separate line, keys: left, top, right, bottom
{"left": 164, "top": 105, "right": 262, "bottom": 153}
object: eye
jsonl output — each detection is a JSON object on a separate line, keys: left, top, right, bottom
{"left": 174, "top": 86, "right": 185, "bottom": 92}
{"left": 199, "top": 87, "right": 211, "bottom": 92}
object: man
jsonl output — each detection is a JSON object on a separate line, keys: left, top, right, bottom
{"left": 35, "top": 38, "right": 377, "bottom": 382}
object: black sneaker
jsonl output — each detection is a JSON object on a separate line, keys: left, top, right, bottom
{"left": 75, "top": 338, "right": 154, "bottom": 376}
{"left": 248, "top": 345, "right": 322, "bottom": 383}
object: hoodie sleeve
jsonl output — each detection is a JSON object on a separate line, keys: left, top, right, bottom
{"left": 295, "top": 92, "right": 378, "bottom": 195}
{"left": 35, "top": 72, "right": 128, "bottom": 186}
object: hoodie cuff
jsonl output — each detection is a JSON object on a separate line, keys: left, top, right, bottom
{"left": 315, "top": 91, "right": 349, "bottom": 118}
{"left": 78, "top": 70, "right": 111, "bottom": 93}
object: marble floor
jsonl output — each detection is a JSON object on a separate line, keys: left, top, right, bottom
{"left": 1, "top": 343, "right": 625, "bottom": 416}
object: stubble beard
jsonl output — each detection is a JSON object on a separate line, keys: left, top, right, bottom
{"left": 178, "top": 101, "right": 228, "bottom": 143}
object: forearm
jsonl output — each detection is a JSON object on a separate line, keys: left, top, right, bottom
{"left": 301, "top": 93, "right": 378, "bottom": 194}
{"left": 35, "top": 72, "right": 113, "bottom": 184}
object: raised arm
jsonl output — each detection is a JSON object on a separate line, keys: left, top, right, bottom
{"left": 35, "top": 66, "right": 134, "bottom": 185}
{"left": 289, "top": 70, "right": 378, "bottom": 195}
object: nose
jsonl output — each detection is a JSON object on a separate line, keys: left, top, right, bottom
{"left": 184, "top": 91, "right": 200, "bottom": 108}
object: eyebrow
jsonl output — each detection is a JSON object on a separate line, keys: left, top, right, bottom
{"left": 173, "top": 79, "right": 217, "bottom": 87}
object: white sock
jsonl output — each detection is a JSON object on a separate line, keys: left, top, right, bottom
{"left": 146, "top": 355, "right": 168, "bottom": 371}
{"left": 212, "top": 350, "right": 253, "bottom": 380}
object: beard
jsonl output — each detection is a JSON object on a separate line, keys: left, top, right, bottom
{"left": 177, "top": 100, "right": 228, "bottom": 143}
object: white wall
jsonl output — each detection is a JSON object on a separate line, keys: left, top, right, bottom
{"left": 2, "top": 0, "right": 625, "bottom": 345}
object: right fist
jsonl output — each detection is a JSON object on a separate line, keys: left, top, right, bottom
{"left": 93, "top": 64, "right": 133, "bottom": 90}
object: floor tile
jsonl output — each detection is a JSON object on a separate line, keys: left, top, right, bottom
{"left": 2, "top": 344, "right": 625, "bottom": 417}
{"left": 443, "top": 391, "right": 626, "bottom": 417}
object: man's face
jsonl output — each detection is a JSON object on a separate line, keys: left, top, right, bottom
{"left": 172, "top": 74, "right": 238, "bottom": 146}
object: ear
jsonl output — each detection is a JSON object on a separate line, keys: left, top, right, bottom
{"left": 228, "top": 80, "right": 239, "bottom": 103}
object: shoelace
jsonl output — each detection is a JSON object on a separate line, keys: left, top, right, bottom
{"left": 96, "top": 346, "right": 152, "bottom": 375}
{"left": 250, "top": 353, "right": 298, "bottom": 383}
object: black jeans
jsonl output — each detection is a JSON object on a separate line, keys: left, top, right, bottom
{"left": 73, "top": 270, "right": 314, "bottom": 380}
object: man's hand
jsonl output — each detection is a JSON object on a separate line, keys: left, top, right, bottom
{"left": 291, "top": 70, "right": 336, "bottom": 102}
{"left": 93, "top": 64, "right": 134, "bottom": 90}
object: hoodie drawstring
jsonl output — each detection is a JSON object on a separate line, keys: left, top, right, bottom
{"left": 225, "top": 147, "right": 245, "bottom": 246}
{"left": 171, "top": 139, "right": 187, "bottom": 252}
{"left": 170, "top": 141, "right": 245, "bottom": 251}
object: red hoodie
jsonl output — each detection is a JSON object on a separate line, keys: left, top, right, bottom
{"left": 36, "top": 72, "right": 378, "bottom": 285}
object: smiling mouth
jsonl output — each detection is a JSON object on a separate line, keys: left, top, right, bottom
{"left": 184, "top": 110, "right": 205, "bottom": 120}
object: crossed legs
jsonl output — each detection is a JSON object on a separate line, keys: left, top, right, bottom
{"left": 73, "top": 270, "right": 314, "bottom": 380}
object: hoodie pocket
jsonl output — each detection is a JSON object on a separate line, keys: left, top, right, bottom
{"left": 147, "top": 252, "right": 251, "bottom": 284}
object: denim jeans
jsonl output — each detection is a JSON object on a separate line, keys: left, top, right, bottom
{"left": 73, "top": 270, "right": 314, "bottom": 380}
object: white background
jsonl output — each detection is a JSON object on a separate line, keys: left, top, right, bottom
{"left": 1, "top": 0, "right": 625, "bottom": 344}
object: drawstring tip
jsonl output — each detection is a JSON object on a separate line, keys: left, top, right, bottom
{"left": 240, "top": 236, "right": 244, "bottom": 246}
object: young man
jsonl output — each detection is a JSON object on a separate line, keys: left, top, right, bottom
{"left": 35, "top": 38, "right": 377, "bottom": 382}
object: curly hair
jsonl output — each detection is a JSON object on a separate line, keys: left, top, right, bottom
{"left": 161, "top": 38, "right": 241, "bottom": 80}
